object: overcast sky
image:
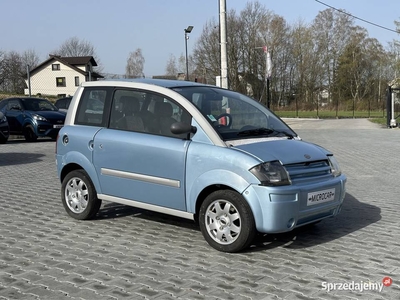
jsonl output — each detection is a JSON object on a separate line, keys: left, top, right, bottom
{"left": 2, "top": 0, "right": 399, "bottom": 76}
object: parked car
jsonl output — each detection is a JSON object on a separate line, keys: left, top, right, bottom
{"left": 56, "top": 79, "right": 346, "bottom": 252}
{"left": 0, "top": 97, "right": 66, "bottom": 142}
{"left": 54, "top": 96, "right": 72, "bottom": 112}
{"left": 0, "top": 111, "right": 10, "bottom": 144}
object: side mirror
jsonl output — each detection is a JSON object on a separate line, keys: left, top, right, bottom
{"left": 170, "top": 122, "right": 197, "bottom": 135}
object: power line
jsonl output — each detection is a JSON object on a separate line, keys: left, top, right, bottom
{"left": 315, "top": 0, "right": 399, "bottom": 34}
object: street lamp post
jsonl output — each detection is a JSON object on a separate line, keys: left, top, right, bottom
{"left": 184, "top": 25, "right": 193, "bottom": 81}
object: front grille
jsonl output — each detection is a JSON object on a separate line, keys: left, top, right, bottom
{"left": 47, "top": 118, "right": 64, "bottom": 124}
{"left": 285, "top": 160, "right": 331, "bottom": 181}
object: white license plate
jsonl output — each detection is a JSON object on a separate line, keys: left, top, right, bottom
{"left": 53, "top": 125, "right": 63, "bottom": 129}
{"left": 307, "top": 188, "right": 335, "bottom": 206}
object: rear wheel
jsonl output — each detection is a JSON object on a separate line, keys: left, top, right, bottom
{"left": 199, "top": 190, "right": 256, "bottom": 252}
{"left": 61, "top": 169, "right": 101, "bottom": 220}
{"left": 23, "top": 125, "right": 37, "bottom": 142}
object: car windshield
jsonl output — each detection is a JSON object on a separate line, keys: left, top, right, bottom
{"left": 171, "top": 86, "right": 296, "bottom": 141}
{"left": 22, "top": 98, "right": 58, "bottom": 112}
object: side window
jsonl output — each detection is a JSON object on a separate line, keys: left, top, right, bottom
{"left": 110, "top": 90, "right": 145, "bottom": 132}
{"left": 8, "top": 99, "right": 21, "bottom": 110}
{"left": 110, "top": 89, "right": 192, "bottom": 138}
{"left": 57, "top": 99, "right": 66, "bottom": 109}
{"left": 75, "top": 88, "right": 110, "bottom": 127}
{"left": 147, "top": 93, "right": 191, "bottom": 138}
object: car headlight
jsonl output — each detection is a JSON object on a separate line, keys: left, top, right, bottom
{"left": 328, "top": 155, "right": 341, "bottom": 177}
{"left": 249, "top": 160, "right": 291, "bottom": 186}
{"left": 32, "top": 114, "right": 48, "bottom": 122}
{"left": 0, "top": 115, "right": 6, "bottom": 123}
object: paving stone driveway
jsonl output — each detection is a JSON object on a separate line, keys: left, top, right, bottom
{"left": 0, "top": 119, "right": 399, "bottom": 300}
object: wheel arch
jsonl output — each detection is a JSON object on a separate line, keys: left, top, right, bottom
{"left": 194, "top": 184, "right": 235, "bottom": 223}
{"left": 60, "top": 162, "right": 84, "bottom": 183}
{"left": 22, "top": 120, "right": 37, "bottom": 132}
{"left": 58, "top": 152, "right": 102, "bottom": 195}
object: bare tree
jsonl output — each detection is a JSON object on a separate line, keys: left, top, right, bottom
{"left": 54, "top": 36, "right": 96, "bottom": 57}
{"left": 193, "top": 18, "right": 221, "bottom": 85}
{"left": 312, "top": 9, "right": 354, "bottom": 103}
{"left": 22, "top": 49, "right": 40, "bottom": 71}
{"left": 0, "top": 50, "right": 5, "bottom": 87}
{"left": 193, "top": 1, "right": 284, "bottom": 99}
{"left": 0, "top": 49, "right": 40, "bottom": 93}
{"left": 165, "top": 54, "right": 178, "bottom": 76}
{"left": 53, "top": 36, "right": 103, "bottom": 72}
{"left": 190, "top": 1, "right": 389, "bottom": 113}
{"left": 336, "top": 28, "right": 385, "bottom": 108}
{"left": 1, "top": 51, "right": 25, "bottom": 93}
{"left": 125, "top": 48, "right": 145, "bottom": 78}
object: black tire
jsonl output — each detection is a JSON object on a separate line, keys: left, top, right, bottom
{"left": 61, "top": 169, "right": 101, "bottom": 220}
{"left": 0, "top": 137, "right": 7, "bottom": 144}
{"left": 23, "top": 125, "right": 37, "bottom": 142}
{"left": 199, "top": 190, "right": 256, "bottom": 253}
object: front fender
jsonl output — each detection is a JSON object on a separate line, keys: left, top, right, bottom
{"left": 187, "top": 169, "right": 251, "bottom": 213}
{"left": 57, "top": 150, "right": 102, "bottom": 194}
{"left": 22, "top": 118, "right": 36, "bottom": 130}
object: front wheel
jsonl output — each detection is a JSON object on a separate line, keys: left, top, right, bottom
{"left": 61, "top": 169, "right": 101, "bottom": 220}
{"left": 23, "top": 125, "right": 37, "bottom": 142}
{"left": 199, "top": 190, "right": 256, "bottom": 252}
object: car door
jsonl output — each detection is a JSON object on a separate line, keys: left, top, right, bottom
{"left": 93, "top": 89, "right": 191, "bottom": 211}
{"left": 4, "top": 98, "right": 23, "bottom": 133}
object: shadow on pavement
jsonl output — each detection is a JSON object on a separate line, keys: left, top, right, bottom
{"left": 6, "top": 137, "right": 54, "bottom": 144}
{"left": 98, "top": 192, "right": 381, "bottom": 253}
{"left": 98, "top": 202, "right": 199, "bottom": 230}
{"left": 0, "top": 152, "right": 46, "bottom": 166}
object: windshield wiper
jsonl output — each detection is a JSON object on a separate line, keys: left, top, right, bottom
{"left": 237, "top": 127, "right": 294, "bottom": 139}
{"left": 237, "top": 127, "right": 272, "bottom": 136}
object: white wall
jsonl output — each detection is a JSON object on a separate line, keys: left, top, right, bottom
{"left": 25, "top": 62, "right": 86, "bottom": 96}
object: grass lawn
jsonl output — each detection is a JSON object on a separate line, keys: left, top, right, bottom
{"left": 273, "top": 110, "right": 385, "bottom": 118}
{"left": 273, "top": 110, "right": 389, "bottom": 127}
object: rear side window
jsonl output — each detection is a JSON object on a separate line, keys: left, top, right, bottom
{"left": 56, "top": 99, "right": 66, "bottom": 109}
{"left": 8, "top": 99, "right": 21, "bottom": 110}
{"left": 75, "top": 87, "right": 112, "bottom": 127}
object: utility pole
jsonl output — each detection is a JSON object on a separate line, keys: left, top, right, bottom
{"left": 27, "top": 64, "right": 31, "bottom": 97}
{"left": 255, "top": 46, "right": 272, "bottom": 108}
{"left": 219, "top": 0, "right": 228, "bottom": 89}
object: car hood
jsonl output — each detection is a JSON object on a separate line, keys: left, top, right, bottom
{"left": 231, "top": 138, "right": 330, "bottom": 165}
{"left": 31, "top": 110, "right": 66, "bottom": 119}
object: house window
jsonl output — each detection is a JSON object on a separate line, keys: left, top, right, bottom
{"left": 56, "top": 77, "right": 66, "bottom": 87}
{"left": 75, "top": 76, "right": 80, "bottom": 86}
{"left": 52, "top": 64, "right": 60, "bottom": 71}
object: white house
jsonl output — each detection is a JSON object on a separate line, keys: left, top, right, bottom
{"left": 25, "top": 55, "right": 103, "bottom": 97}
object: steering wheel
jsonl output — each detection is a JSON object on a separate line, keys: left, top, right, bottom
{"left": 214, "top": 113, "right": 233, "bottom": 127}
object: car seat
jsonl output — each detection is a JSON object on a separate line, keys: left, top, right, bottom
{"left": 154, "top": 102, "right": 177, "bottom": 136}
{"left": 117, "top": 96, "right": 145, "bottom": 132}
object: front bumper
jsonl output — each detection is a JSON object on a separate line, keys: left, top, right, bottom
{"left": 243, "top": 174, "right": 347, "bottom": 233}
{"left": 0, "top": 124, "right": 9, "bottom": 141}
{"left": 36, "top": 123, "right": 63, "bottom": 138}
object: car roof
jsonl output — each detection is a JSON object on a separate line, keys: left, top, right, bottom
{"left": 55, "top": 96, "right": 72, "bottom": 101}
{"left": 4, "top": 97, "right": 49, "bottom": 101}
{"left": 82, "top": 78, "right": 216, "bottom": 89}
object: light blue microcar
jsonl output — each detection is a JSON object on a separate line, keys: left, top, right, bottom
{"left": 56, "top": 79, "right": 346, "bottom": 252}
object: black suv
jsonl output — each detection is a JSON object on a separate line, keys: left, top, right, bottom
{"left": 0, "top": 97, "right": 66, "bottom": 142}
{"left": 54, "top": 96, "right": 72, "bottom": 112}
{"left": 0, "top": 111, "right": 9, "bottom": 143}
